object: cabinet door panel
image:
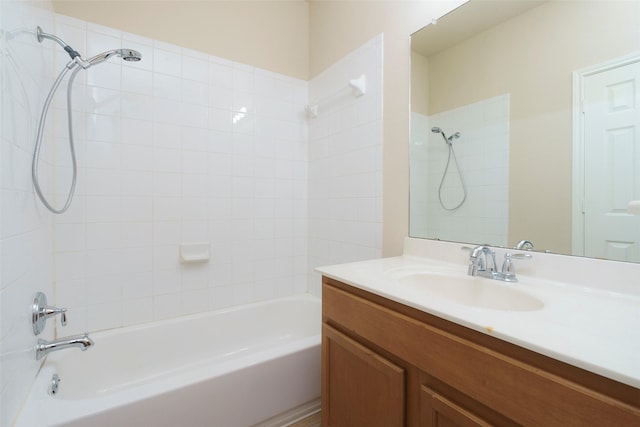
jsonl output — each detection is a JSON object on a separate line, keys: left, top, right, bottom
{"left": 420, "top": 385, "right": 492, "bottom": 427}
{"left": 322, "top": 324, "right": 405, "bottom": 427}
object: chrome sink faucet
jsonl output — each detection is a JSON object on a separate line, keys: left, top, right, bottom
{"left": 36, "top": 333, "right": 94, "bottom": 360}
{"left": 468, "top": 245, "right": 497, "bottom": 277}
{"left": 466, "top": 245, "right": 531, "bottom": 282}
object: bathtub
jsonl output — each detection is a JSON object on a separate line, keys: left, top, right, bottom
{"left": 16, "top": 294, "right": 321, "bottom": 427}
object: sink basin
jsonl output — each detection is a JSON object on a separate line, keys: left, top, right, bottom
{"left": 394, "top": 272, "right": 544, "bottom": 311}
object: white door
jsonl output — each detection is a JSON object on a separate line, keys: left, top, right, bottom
{"left": 583, "top": 60, "right": 640, "bottom": 262}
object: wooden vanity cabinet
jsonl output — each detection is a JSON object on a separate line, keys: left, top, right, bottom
{"left": 323, "top": 325, "right": 405, "bottom": 426}
{"left": 321, "top": 277, "right": 640, "bottom": 427}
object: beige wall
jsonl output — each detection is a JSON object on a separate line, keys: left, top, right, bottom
{"left": 53, "top": 0, "right": 309, "bottom": 80}
{"left": 51, "top": 0, "right": 466, "bottom": 257}
{"left": 424, "top": 1, "right": 640, "bottom": 254}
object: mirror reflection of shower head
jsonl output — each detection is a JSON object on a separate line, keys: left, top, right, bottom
{"left": 431, "top": 126, "right": 446, "bottom": 144}
{"left": 432, "top": 127, "right": 467, "bottom": 210}
{"left": 431, "top": 126, "right": 461, "bottom": 145}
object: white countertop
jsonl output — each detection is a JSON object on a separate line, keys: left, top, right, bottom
{"left": 316, "top": 238, "right": 640, "bottom": 388}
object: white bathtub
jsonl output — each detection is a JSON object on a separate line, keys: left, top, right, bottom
{"left": 16, "top": 294, "right": 321, "bottom": 427}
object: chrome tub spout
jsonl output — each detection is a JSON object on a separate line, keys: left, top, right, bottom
{"left": 36, "top": 333, "right": 94, "bottom": 360}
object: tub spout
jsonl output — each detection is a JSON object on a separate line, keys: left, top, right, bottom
{"left": 36, "top": 333, "right": 94, "bottom": 360}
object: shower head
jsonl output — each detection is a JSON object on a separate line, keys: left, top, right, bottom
{"left": 86, "top": 49, "right": 142, "bottom": 67}
{"left": 431, "top": 127, "right": 461, "bottom": 145}
{"left": 35, "top": 27, "right": 142, "bottom": 69}
{"left": 121, "top": 49, "right": 143, "bottom": 62}
{"left": 431, "top": 126, "right": 450, "bottom": 145}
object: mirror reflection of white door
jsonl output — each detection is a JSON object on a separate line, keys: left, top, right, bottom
{"left": 582, "top": 59, "right": 640, "bottom": 262}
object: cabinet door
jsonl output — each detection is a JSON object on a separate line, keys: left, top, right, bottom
{"left": 322, "top": 324, "right": 405, "bottom": 427}
{"left": 420, "top": 385, "right": 492, "bottom": 427}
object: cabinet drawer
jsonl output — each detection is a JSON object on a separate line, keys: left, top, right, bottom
{"left": 323, "top": 281, "right": 640, "bottom": 426}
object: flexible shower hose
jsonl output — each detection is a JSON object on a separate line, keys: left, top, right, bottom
{"left": 32, "top": 61, "right": 82, "bottom": 214}
{"left": 438, "top": 142, "right": 467, "bottom": 211}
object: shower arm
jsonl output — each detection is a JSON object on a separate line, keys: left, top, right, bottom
{"left": 35, "top": 26, "right": 91, "bottom": 69}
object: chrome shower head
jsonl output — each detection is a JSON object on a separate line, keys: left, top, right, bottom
{"left": 120, "top": 49, "right": 143, "bottom": 62}
{"left": 431, "top": 126, "right": 450, "bottom": 145}
{"left": 35, "top": 27, "right": 143, "bottom": 69}
{"left": 86, "top": 48, "right": 142, "bottom": 67}
{"left": 431, "top": 127, "right": 461, "bottom": 145}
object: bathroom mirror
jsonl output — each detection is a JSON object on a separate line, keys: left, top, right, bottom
{"left": 410, "top": 0, "right": 640, "bottom": 262}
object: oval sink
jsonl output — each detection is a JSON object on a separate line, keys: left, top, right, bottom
{"left": 395, "top": 272, "right": 544, "bottom": 311}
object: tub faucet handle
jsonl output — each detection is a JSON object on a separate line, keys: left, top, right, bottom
{"left": 49, "top": 307, "right": 67, "bottom": 326}
{"left": 32, "top": 291, "right": 68, "bottom": 335}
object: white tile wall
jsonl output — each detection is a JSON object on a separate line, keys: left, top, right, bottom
{"left": 307, "top": 35, "right": 384, "bottom": 296}
{"left": 409, "top": 112, "right": 430, "bottom": 237}
{"left": 49, "top": 13, "right": 310, "bottom": 335}
{"left": 422, "top": 95, "right": 510, "bottom": 246}
{"left": 1, "top": 2, "right": 57, "bottom": 424}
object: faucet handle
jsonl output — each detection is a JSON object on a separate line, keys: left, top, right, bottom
{"left": 501, "top": 252, "right": 532, "bottom": 281}
{"left": 32, "top": 292, "right": 68, "bottom": 335}
{"left": 44, "top": 306, "right": 67, "bottom": 326}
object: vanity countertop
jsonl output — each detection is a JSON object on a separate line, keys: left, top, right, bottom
{"left": 316, "top": 239, "right": 640, "bottom": 389}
